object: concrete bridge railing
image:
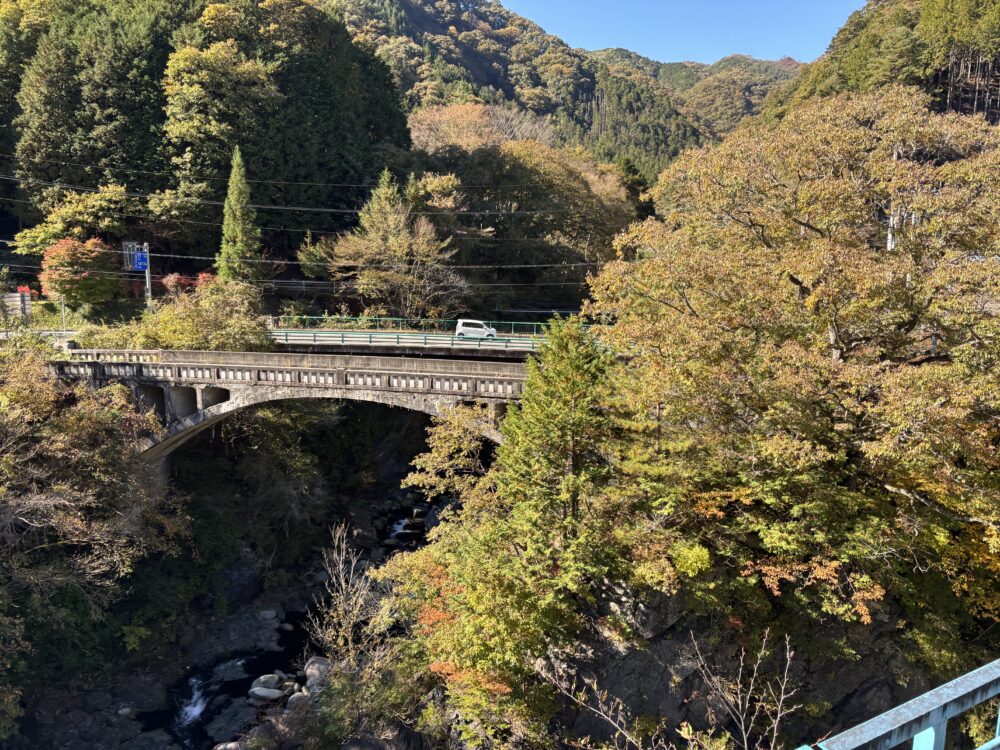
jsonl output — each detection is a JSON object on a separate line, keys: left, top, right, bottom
{"left": 55, "top": 349, "right": 526, "bottom": 460}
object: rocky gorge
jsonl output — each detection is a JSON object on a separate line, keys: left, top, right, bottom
{"left": 0, "top": 399, "right": 948, "bottom": 750}
{"left": 1, "top": 403, "right": 438, "bottom": 750}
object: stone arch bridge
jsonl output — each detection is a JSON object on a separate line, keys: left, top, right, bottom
{"left": 54, "top": 350, "right": 526, "bottom": 462}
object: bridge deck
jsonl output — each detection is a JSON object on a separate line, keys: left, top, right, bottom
{"left": 17, "top": 329, "right": 542, "bottom": 360}
{"left": 269, "top": 329, "right": 541, "bottom": 356}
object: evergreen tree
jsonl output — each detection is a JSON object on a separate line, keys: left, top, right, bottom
{"left": 380, "top": 319, "right": 624, "bottom": 741}
{"left": 216, "top": 145, "right": 262, "bottom": 281}
{"left": 14, "top": 33, "right": 85, "bottom": 206}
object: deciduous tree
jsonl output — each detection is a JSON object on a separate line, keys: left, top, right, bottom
{"left": 38, "top": 237, "right": 119, "bottom": 307}
{"left": 302, "top": 169, "right": 466, "bottom": 318}
{"left": 590, "top": 87, "right": 1000, "bottom": 657}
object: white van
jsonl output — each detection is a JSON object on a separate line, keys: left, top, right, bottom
{"left": 455, "top": 319, "right": 498, "bottom": 339}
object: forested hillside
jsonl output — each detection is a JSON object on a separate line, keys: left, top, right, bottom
{"left": 0, "top": 0, "right": 420, "bottom": 302}
{"left": 0, "top": 0, "right": 645, "bottom": 317}
{"left": 766, "top": 0, "right": 1000, "bottom": 122}
{"left": 0, "top": 0, "right": 408, "bottom": 244}
{"left": 325, "top": 0, "right": 705, "bottom": 178}
{"left": 592, "top": 49, "right": 801, "bottom": 134}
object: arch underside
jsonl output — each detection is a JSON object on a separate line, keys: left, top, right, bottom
{"left": 142, "top": 385, "right": 504, "bottom": 462}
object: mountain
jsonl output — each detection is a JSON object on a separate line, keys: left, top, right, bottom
{"left": 593, "top": 49, "right": 801, "bottom": 134}
{"left": 764, "top": 0, "right": 1000, "bottom": 123}
{"left": 325, "top": 0, "right": 706, "bottom": 178}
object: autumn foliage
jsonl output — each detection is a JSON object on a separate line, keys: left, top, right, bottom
{"left": 38, "top": 237, "right": 120, "bottom": 307}
{"left": 376, "top": 88, "right": 1000, "bottom": 746}
{"left": 590, "top": 86, "right": 1000, "bottom": 649}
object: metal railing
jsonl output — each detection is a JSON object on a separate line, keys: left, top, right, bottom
{"left": 797, "top": 659, "right": 1000, "bottom": 750}
{"left": 271, "top": 316, "right": 550, "bottom": 337}
{"left": 269, "top": 329, "right": 542, "bottom": 352}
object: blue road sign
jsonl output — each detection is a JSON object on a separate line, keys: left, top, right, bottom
{"left": 133, "top": 250, "right": 149, "bottom": 272}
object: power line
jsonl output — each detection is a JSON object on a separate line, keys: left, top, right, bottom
{"left": 0, "top": 235, "right": 604, "bottom": 271}
{"left": 0, "top": 153, "right": 539, "bottom": 190}
{"left": 1, "top": 260, "right": 591, "bottom": 289}
{"left": 0, "top": 173, "right": 576, "bottom": 216}
{"left": 0, "top": 196, "right": 602, "bottom": 244}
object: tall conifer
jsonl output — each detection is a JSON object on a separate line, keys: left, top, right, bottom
{"left": 217, "top": 145, "right": 262, "bottom": 281}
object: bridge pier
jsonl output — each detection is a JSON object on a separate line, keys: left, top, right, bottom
{"left": 167, "top": 386, "right": 198, "bottom": 422}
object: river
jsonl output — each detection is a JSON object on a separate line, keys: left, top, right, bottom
{"left": 139, "top": 500, "right": 440, "bottom": 749}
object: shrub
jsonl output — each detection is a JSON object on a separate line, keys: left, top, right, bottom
{"left": 78, "top": 278, "right": 272, "bottom": 352}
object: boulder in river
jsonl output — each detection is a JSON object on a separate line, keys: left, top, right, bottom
{"left": 251, "top": 674, "right": 282, "bottom": 690}
{"left": 248, "top": 686, "right": 285, "bottom": 701}
{"left": 286, "top": 692, "right": 310, "bottom": 711}
{"left": 304, "top": 656, "right": 332, "bottom": 688}
{"left": 206, "top": 699, "right": 258, "bottom": 743}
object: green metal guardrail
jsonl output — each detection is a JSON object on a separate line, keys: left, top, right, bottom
{"left": 272, "top": 316, "right": 550, "bottom": 337}
{"left": 270, "top": 329, "right": 542, "bottom": 351}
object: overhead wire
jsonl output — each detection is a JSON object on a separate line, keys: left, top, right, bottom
{"left": 0, "top": 233, "right": 606, "bottom": 272}
{"left": 0, "top": 260, "right": 591, "bottom": 289}
{"left": 0, "top": 173, "right": 578, "bottom": 216}
{"left": 0, "top": 152, "right": 539, "bottom": 190}
{"left": 0, "top": 196, "right": 602, "bottom": 245}
{"left": 0, "top": 155, "right": 610, "bottom": 291}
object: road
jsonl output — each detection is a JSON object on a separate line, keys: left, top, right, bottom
{"left": 6, "top": 328, "right": 543, "bottom": 354}
{"left": 268, "top": 329, "right": 542, "bottom": 352}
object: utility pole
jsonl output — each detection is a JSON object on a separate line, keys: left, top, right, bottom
{"left": 144, "top": 242, "right": 152, "bottom": 309}
{"left": 60, "top": 295, "right": 66, "bottom": 338}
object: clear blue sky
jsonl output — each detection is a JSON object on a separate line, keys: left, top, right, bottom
{"left": 501, "top": 1, "right": 867, "bottom": 64}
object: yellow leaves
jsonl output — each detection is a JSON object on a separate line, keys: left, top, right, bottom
{"left": 198, "top": 3, "right": 242, "bottom": 40}
{"left": 865, "top": 363, "right": 1000, "bottom": 531}
{"left": 408, "top": 103, "right": 495, "bottom": 153}
{"left": 669, "top": 540, "right": 712, "bottom": 579}
{"left": 13, "top": 185, "right": 132, "bottom": 255}
{"left": 79, "top": 279, "right": 273, "bottom": 353}
{"left": 588, "top": 86, "right": 1000, "bottom": 634}
{"left": 404, "top": 405, "right": 490, "bottom": 502}
{"left": 757, "top": 433, "right": 835, "bottom": 473}
{"left": 625, "top": 525, "right": 681, "bottom": 593}
{"left": 0, "top": 346, "right": 59, "bottom": 422}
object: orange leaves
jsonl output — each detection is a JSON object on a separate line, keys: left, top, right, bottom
{"left": 417, "top": 604, "right": 457, "bottom": 633}
{"left": 743, "top": 558, "right": 886, "bottom": 624}
{"left": 38, "top": 237, "right": 119, "bottom": 307}
{"left": 428, "top": 661, "right": 514, "bottom": 696}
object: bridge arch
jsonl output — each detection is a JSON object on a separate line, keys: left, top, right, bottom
{"left": 142, "top": 385, "right": 505, "bottom": 462}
